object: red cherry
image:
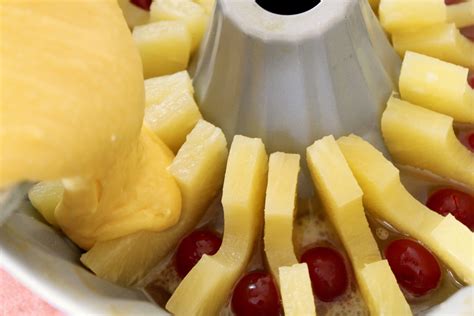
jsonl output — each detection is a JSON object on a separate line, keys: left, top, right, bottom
{"left": 426, "top": 188, "right": 474, "bottom": 231}
{"left": 385, "top": 239, "right": 441, "bottom": 297}
{"left": 469, "top": 133, "right": 474, "bottom": 150}
{"left": 130, "top": 0, "right": 152, "bottom": 11}
{"left": 231, "top": 271, "right": 281, "bottom": 316}
{"left": 300, "top": 246, "right": 348, "bottom": 302}
{"left": 468, "top": 72, "right": 474, "bottom": 90}
{"left": 460, "top": 25, "right": 474, "bottom": 42}
{"left": 175, "top": 230, "right": 222, "bottom": 278}
{"left": 457, "top": 130, "right": 474, "bottom": 152}
{"left": 444, "top": 0, "right": 463, "bottom": 4}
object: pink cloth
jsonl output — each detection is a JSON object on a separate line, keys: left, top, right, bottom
{"left": 0, "top": 268, "right": 63, "bottom": 316}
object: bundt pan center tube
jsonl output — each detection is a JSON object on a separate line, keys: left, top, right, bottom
{"left": 192, "top": 0, "right": 401, "bottom": 158}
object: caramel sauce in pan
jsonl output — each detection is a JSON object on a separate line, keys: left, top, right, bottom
{"left": 145, "top": 166, "right": 468, "bottom": 315}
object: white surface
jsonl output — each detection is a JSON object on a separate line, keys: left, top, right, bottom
{"left": 0, "top": 202, "right": 164, "bottom": 316}
{"left": 427, "top": 286, "right": 474, "bottom": 316}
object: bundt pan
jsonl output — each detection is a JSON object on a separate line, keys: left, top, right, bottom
{"left": 0, "top": 0, "right": 471, "bottom": 314}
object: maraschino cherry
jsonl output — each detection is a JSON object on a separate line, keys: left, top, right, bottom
{"left": 231, "top": 271, "right": 281, "bottom": 316}
{"left": 385, "top": 239, "right": 441, "bottom": 297}
{"left": 175, "top": 229, "right": 222, "bottom": 278}
{"left": 130, "top": 0, "right": 152, "bottom": 11}
{"left": 300, "top": 246, "right": 349, "bottom": 302}
{"left": 460, "top": 25, "right": 474, "bottom": 42}
{"left": 467, "top": 72, "right": 474, "bottom": 89}
{"left": 426, "top": 188, "right": 474, "bottom": 231}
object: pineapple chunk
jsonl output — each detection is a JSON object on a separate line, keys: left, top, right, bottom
{"left": 166, "top": 135, "right": 268, "bottom": 316}
{"left": 81, "top": 121, "right": 228, "bottom": 286}
{"left": 132, "top": 21, "right": 191, "bottom": 79}
{"left": 381, "top": 96, "right": 474, "bottom": 188}
{"left": 193, "top": 0, "right": 215, "bottom": 14}
{"left": 144, "top": 91, "right": 202, "bottom": 152}
{"left": 379, "top": 0, "right": 446, "bottom": 34}
{"left": 307, "top": 136, "right": 378, "bottom": 271}
{"left": 379, "top": 0, "right": 473, "bottom": 33}
{"left": 28, "top": 181, "right": 63, "bottom": 228}
{"left": 264, "top": 153, "right": 315, "bottom": 315}
{"left": 392, "top": 23, "right": 474, "bottom": 68}
{"left": 264, "top": 152, "right": 300, "bottom": 279}
{"left": 447, "top": 0, "right": 474, "bottom": 28}
{"left": 431, "top": 214, "right": 474, "bottom": 280}
{"left": 337, "top": 135, "right": 474, "bottom": 284}
{"left": 144, "top": 71, "right": 194, "bottom": 107}
{"left": 279, "top": 264, "right": 317, "bottom": 316}
{"left": 360, "top": 260, "right": 412, "bottom": 315}
{"left": 150, "top": 0, "right": 208, "bottom": 52}
{"left": 399, "top": 52, "right": 474, "bottom": 124}
{"left": 306, "top": 136, "right": 411, "bottom": 315}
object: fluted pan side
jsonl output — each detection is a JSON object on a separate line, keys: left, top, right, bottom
{"left": 193, "top": 0, "right": 401, "bottom": 156}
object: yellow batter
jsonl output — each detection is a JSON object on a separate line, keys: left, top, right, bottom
{"left": 1, "top": 0, "right": 182, "bottom": 249}
{"left": 0, "top": 0, "right": 144, "bottom": 187}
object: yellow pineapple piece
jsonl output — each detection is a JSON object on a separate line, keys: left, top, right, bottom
{"left": 144, "top": 91, "right": 202, "bottom": 152}
{"left": 132, "top": 21, "right": 191, "bottom": 79}
{"left": 379, "top": 0, "right": 473, "bottom": 33}
{"left": 166, "top": 135, "right": 268, "bottom": 316}
{"left": 307, "top": 135, "right": 411, "bottom": 315}
{"left": 307, "top": 136, "right": 377, "bottom": 271}
{"left": 379, "top": 0, "right": 474, "bottom": 33}
{"left": 399, "top": 52, "right": 474, "bottom": 124}
{"left": 379, "top": 0, "right": 446, "bottom": 34}
{"left": 360, "top": 260, "right": 412, "bottom": 315}
{"left": 28, "top": 181, "right": 63, "bottom": 228}
{"left": 392, "top": 23, "right": 474, "bottom": 68}
{"left": 381, "top": 96, "right": 474, "bottom": 188}
{"left": 264, "top": 152, "right": 300, "bottom": 279}
{"left": 431, "top": 214, "right": 474, "bottom": 279}
{"left": 279, "top": 263, "right": 317, "bottom": 316}
{"left": 144, "top": 71, "right": 194, "bottom": 107}
{"left": 81, "top": 120, "right": 228, "bottom": 286}
{"left": 447, "top": 0, "right": 474, "bottom": 28}
{"left": 150, "top": 0, "right": 208, "bottom": 52}
{"left": 193, "top": 0, "right": 216, "bottom": 14}
{"left": 263, "top": 153, "right": 315, "bottom": 315}
{"left": 55, "top": 128, "right": 181, "bottom": 249}
{"left": 337, "top": 135, "right": 474, "bottom": 284}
